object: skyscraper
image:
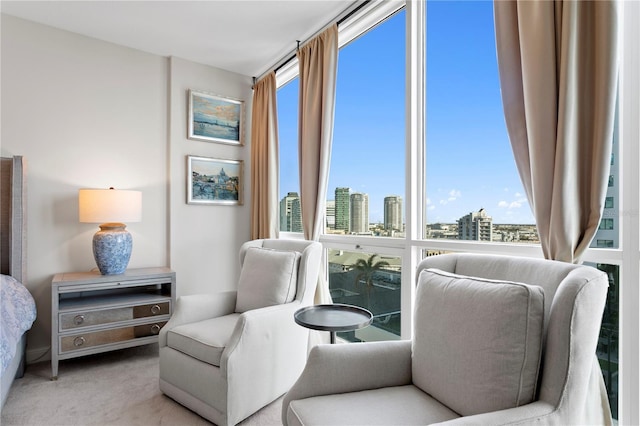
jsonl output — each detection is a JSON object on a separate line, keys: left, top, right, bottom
{"left": 280, "top": 192, "right": 303, "bottom": 232}
{"left": 457, "top": 208, "right": 492, "bottom": 241}
{"left": 591, "top": 111, "right": 618, "bottom": 249}
{"left": 350, "top": 192, "right": 369, "bottom": 234}
{"left": 325, "top": 200, "right": 335, "bottom": 231}
{"left": 384, "top": 195, "right": 403, "bottom": 231}
{"left": 335, "top": 187, "right": 350, "bottom": 232}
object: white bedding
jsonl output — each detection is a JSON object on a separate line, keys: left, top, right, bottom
{"left": 1, "top": 274, "right": 36, "bottom": 374}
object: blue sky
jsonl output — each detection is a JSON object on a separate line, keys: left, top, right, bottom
{"left": 278, "top": 1, "right": 535, "bottom": 225}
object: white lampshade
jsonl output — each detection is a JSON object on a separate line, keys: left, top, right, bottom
{"left": 79, "top": 188, "right": 142, "bottom": 224}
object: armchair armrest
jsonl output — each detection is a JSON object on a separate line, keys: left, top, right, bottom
{"left": 282, "top": 340, "right": 413, "bottom": 426}
{"left": 159, "top": 291, "right": 236, "bottom": 347}
{"left": 220, "top": 300, "right": 311, "bottom": 425}
{"left": 433, "top": 401, "right": 556, "bottom": 425}
{"left": 221, "top": 300, "right": 306, "bottom": 373}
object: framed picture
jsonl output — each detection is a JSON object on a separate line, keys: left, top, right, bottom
{"left": 188, "top": 90, "right": 245, "bottom": 145}
{"left": 187, "top": 155, "right": 244, "bottom": 205}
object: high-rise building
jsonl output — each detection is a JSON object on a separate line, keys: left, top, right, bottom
{"left": 280, "top": 192, "right": 303, "bottom": 232}
{"left": 350, "top": 192, "right": 369, "bottom": 234}
{"left": 591, "top": 109, "right": 619, "bottom": 249}
{"left": 384, "top": 196, "right": 403, "bottom": 231}
{"left": 325, "top": 200, "right": 335, "bottom": 231}
{"left": 335, "top": 187, "right": 350, "bottom": 232}
{"left": 457, "top": 208, "right": 492, "bottom": 241}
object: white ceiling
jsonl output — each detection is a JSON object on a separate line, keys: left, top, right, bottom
{"left": 0, "top": 0, "right": 357, "bottom": 77}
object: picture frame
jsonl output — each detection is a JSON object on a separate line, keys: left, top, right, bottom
{"left": 188, "top": 89, "right": 245, "bottom": 145}
{"left": 187, "top": 155, "right": 244, "bottom": 205}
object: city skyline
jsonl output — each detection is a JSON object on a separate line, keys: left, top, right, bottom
{"left": 279, "top": 187, "right": 536, "bottom": 227}
{"left": 277, "top": 3, "right": 537, "bottom": 225}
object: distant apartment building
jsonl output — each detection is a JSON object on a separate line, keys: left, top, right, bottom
{"left": 591, "top": 113, "right": 619, "bottom": 249}
{"left": 384, "top": 196, "right": 403, "bottom": 231}
{"left": 325, "top": 200, "right": 335, "bottom": 230}
{"left": 457, "top": 208, "right": 493, "bottom": 241}
{"left": 280, "top": 192, "right": 303, "bottom": 232}
{"left": 350, "top": 192, "right": 369, "bottom": 234}
{"left": 335, "top": 187, "right": 350, "bottom": 232}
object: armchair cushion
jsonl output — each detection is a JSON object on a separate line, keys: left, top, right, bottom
{"left": 235, "top": 247, "right": 301, "bottom": 312}
{"left": 413, "top": 268, "right": 544, "bottom": 417}
{"left": 288, "top": 385, "right": 460, "bottom": 426}
{"left": 167, "top": 313, "right": 240, "bottom": 367}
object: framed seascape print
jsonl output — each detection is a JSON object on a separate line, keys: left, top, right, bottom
{"left": 188, "top": 89, "right": 245, "bottom": 145}
{"left": 187, "top": 155, "right": 244, "bottom": 205}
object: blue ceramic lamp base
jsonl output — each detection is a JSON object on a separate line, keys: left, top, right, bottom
{"left": 93, "top": 223, "right": 132, "bottom": 275}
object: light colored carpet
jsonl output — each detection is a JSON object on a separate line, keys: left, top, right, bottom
{"left": 1, "top": 344, "right": 282, "bottom": 425}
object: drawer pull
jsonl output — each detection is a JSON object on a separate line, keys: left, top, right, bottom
{"left": 74, "top": 315, "right": 85, "bottom": 325}
{"left": 150, "top": 324, "right": 161, "bottom": 335}
{"left": 74, "top": 337, "right": 86, "bottom": 347}
{"left": 151, "top": 304, "right": 161, "bottom": 315}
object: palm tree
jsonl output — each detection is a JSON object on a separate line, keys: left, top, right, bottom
{"left": 348, "top": 254, "right": 390, "bottom": 310}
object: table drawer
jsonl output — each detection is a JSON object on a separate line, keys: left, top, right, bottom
{"left": 60, "top": 302, "right": 170, "bottom": 330}
{"left": 60, "top": 321, "right": 167, "bottom": 353}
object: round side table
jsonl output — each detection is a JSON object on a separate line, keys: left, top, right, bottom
{"left": 294, "top": 304, "right": 373, "bottom": 344}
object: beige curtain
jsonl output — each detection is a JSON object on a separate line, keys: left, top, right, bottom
{"left": 297, "top": 24, "right": 339, "bottom": 304}
{"left": 250, "top": 72, "right": 280, "bottom": 239}
{"left": 494, "top": 0, "right": 619, "bottom": 263}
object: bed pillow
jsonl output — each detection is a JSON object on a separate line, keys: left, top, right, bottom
{"left": 235, "top": 247, "right": 301, "bottom": 313}
{"left": 412, "top": 268, "right": 544, "bottom": 416}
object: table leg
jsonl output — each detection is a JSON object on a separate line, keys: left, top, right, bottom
{"left": 330, "top": 331, "right": 336, "bottom": 344}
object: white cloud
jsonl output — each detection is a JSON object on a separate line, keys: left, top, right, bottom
{"left": 440, "top": 189, "right": 461, "bottom": 205}
{"left": 428, "top": 205, "right": 435, "bottom": 211}
{"left": 426, "top": 198, "right": 432, "bottom": 205}
{"left": 499, "top": 199, "right": 525, "bottom": 209}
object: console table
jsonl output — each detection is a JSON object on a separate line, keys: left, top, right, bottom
{"left": 51, "top": 267, "right": 175, "bottom": 379}
{"left": 294, "top": 304, "right": 373, "bottom": 344}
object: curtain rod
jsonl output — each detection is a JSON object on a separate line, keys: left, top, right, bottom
{"left": 255, "top": 0, "right": 371, "bottom": 83}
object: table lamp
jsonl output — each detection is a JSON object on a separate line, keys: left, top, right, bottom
{"left": 79, "top": 188, "right": 142, "bottom": 275}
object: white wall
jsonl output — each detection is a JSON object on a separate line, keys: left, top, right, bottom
{"left": 168, "top": 57, "right": 252, "bottom": 296}
{"left": 1, "top": 14, "right": 252, "bottom": 359}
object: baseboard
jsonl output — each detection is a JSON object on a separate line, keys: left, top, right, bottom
{"left": 26, "top": 346, "right": 51, "bottom": 364}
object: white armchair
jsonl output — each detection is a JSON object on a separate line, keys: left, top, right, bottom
{"left": 159, "top": 239, "right": 322, "bottom": 426}
{"left": 282, "top": 253, "right": 612, "bottom": 426}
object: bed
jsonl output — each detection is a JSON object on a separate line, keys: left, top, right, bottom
{"left": 1, "top": 155, "right": 36, "bottom": 409}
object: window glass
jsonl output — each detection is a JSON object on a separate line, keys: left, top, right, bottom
{"left": 425, "top": 1, "right": 536, "bottom": 243}
{"left": 600, "top": 218, "right": 615, "bottom": 230}
{"left": 328, "top": 10, "right": 406, "bottom": 237}
{"left": 596, "top": 240, "right": 615, "bottom": 248}
{"left": 277, "top": 77, "right": 301, "bottom": 232}
{"left": 328, "top": 249, "right": 401, "bottom": 341}
{"left": 591, "top": 97, "right": 619, "bottom": 249}
{"left": 585, "top": 262, "right": 619, "bottom": 418}
{"left": 605, "top": 196, "right": 614, "bottom": 209}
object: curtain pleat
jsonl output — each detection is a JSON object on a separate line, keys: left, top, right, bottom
{"left": 494, "top": 0, "right": 619, "bottom": 263}
{"left": 250, "top": 72, "right": 279, "bottom": 239}
{"left": 297, "top": 24, "right": 339, "bottom": 305}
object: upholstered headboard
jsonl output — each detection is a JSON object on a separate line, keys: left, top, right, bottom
{"left": 0, "top": 156, "right": 26, "bottom": 284}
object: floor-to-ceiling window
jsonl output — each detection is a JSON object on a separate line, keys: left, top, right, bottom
{"left": 278, "top": 3, "right": 407, "bottom": 340}
{"left": 275, "top": 0, "right": 638, "bottom": 422}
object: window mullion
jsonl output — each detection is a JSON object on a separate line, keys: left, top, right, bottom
{"left": 403, "top": 0, "right": 424, "bottom": 340}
